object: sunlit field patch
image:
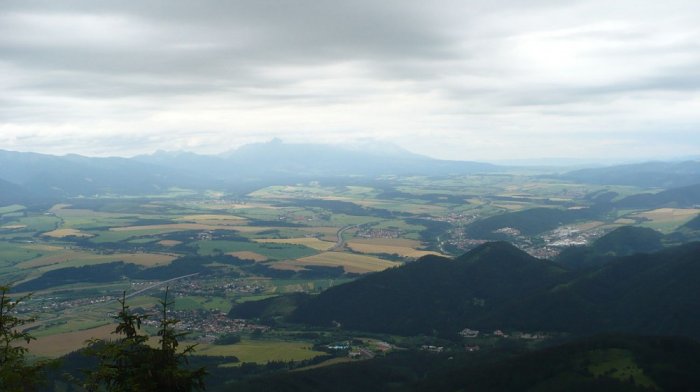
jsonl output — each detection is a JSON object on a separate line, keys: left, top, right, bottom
{"left": 278, "top": 252, "right": 400, "bottom": 273}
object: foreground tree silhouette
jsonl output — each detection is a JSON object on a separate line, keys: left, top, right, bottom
{"left": 83, "top": 288, "right": 206, "bottom": 391}
{"left": 0, "top": 285, "right": 50, "bottom": 392}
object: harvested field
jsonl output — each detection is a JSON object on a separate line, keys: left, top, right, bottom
{"left": 255, "top": 237, "right": 335, "bottom": 251}
{"left": 197, "top": 339, "right": 324, "bottom": 364}
{"left": 157, "top": 240, "right": 182, "bottom": 247}
{"left": 615, "top": 218, "right": 637, "bottom": 224}
{"left": 633, "top": 208, "right": 700, "bottom": 222}
{"left": 0, "top": 224, "right": 27, "bottom": 229}
{"left": 345, "top": 242, "right": 440, "bottom": 258}
{"left": 281, "top": 252, "right": 399, "bottom": 273}
{"left": 18, "top": 251, "right": 177, "bottom": 269}
{"left": 26, "top": 323, "right": 114, "bottom": 357}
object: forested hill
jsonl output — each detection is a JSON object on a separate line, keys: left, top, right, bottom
{"left": 615, "top": 183, "right": 700, "bottom": 208}
{"left": 281, "top": 241, "right": 700, "bottom": 338}
{"left": 556, "top": 226, "right": 664, "bottom": 269}
{"left": 0, "top": 178, "right": 29, "bottom": 205}
{"left": 289, "top": 242, "right": 566, "bottom": 335}
{"left": 493, "top": 241, "right": 700, "bottom": 337}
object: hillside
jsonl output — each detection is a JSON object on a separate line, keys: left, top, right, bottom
{"left": 616, "top": 183, "right": 700, "bottom": 209}
{"left": 556, "top": 226, "right": 664, "bottom": 269}
{"left": 228, "top": 335, "right": 700, "bottom": 392}
{"left": 0, "top": 149, "right": 204, "bottom": 197}
{"left": 462, "top": 207, "right": 600, "bottom": 240}
{"left": 264, "top": 241, "right": 700, "bottom": 338}
{"left": 493, "top": 242, "right": 700, "bottom": 337}
{"left": 561, "top": 160, "right": 700, "bottom": 188}
{"left": 288, "top": 242, "right": 566, "bottom": 335}
{"left": 0, "top": 178, "right": 29, "bottom": 205}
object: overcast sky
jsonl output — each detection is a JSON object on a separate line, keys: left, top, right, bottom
{"left": 1, "top": 0, "right": 699, "bottom": 161}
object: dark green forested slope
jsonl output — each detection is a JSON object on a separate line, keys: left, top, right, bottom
{"left": 283, "top": 241, "right": 700, "bottom": 338}
{"left": 289, "top": 242, "right": 566, "bottom": 336}
{"left": 616, "top": 183, "right": 700, "bottom": 208}
{"left": 493, "top": 242, "right": 700, "bottom": 337}
{"left": 556, "top": 226, "right": 664, "bottom": 269}
{"left": 462, "top": 206, "right": 610, "bottom": 240}
{"left": 226, "top": 335, "right": 700, "bottom": 392}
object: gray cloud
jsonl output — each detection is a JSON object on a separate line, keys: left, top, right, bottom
{"left": 1, "top": 0, "right": 699, "bottom": 160}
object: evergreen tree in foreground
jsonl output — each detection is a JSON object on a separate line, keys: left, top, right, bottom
{"left": 0, "top": 285, "right": 50, "bottom": 392}
{"left": 83, "top": 288, "right": 206, "bottom": 391}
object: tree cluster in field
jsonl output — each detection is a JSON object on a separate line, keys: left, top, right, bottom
{"left": 0, "top": 286, "right": 206, "bottom": 392}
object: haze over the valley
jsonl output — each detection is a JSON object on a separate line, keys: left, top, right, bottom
{"left": 1, "top": 0, "right": 700, "bottom": 161}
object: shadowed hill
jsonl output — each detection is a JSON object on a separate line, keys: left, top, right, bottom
{"left": 615, "top": 183, "right": 700, "bottom": 209}
{"left": 556, "top": 226, "right": 664, "bottom": 269}
{"left": 289, "top": 242, "right": 566, "bottom": 336}
{"left": 267, "top": 241, "right": 700, "bottom": 338}
{"left": 227, "top": 335, "right": 700, "bottom": 392}
{"left": 494, "top": 242, "right": 700, "bottom": 337}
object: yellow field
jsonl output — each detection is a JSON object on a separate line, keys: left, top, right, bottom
{"left": 26, "top": 324, "right": 115, "bottom": 357}
{"left": 42, "top": 228, "right": 94, "bottom": 238}
{"left": 157, "top": 240, "right": 182, "bottom": 247}
{"left": 280, "top": 252, "right": 400, "bottom": 273}
{"left": 346, "top": 242, "right": 440, "bottom": 258}
{"left": 633, "top": 208, "right": 700, "bottom": 223}
{"left": 569, "top": 221, "right": 606, "bottom": 231}
{"left": 228, "top": 251, "right": 268, "bottom": 262}
{"left": 22, "top": 244, "right": 65, "bottom": 252}
{"left": 0, "top": 224, "right": 27, "bottom": 229}
{"left": 614, "top": 218, "right": 636, "bottom": 225}
{"left": 255, "top": 237, "right": 335, "bottom": 251}
{"left": 196, "top": 340, "right": 325, "bottom": 364}
{"left": 18, "top": 250, "right": 177, "bottom": 269}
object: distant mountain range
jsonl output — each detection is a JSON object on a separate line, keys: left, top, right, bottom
{"left": 234, "top": 236, "right": 700, "bottom": 338}
{"left": 561, "top": 160, "right": 700, "bottom": 188}
{"left": 2, "top": 142, "right": 700, "bottom": 203}
{"left": 0, "top": 141, "right": 498, "bottom": 201}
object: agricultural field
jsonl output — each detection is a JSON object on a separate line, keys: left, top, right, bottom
{"left": 1, "top": 172, "right": 697, "bottom": 365}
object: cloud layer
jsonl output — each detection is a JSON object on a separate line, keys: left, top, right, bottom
{"left": 1, "top": 0, "right": 699, "bottom": 160}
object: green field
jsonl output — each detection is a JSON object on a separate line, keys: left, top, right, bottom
{"left": 195, "top": 240, "right": 319, "bottom": 260}
{"left": 196, "top": 339, "right": 326, "bottom": 364}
